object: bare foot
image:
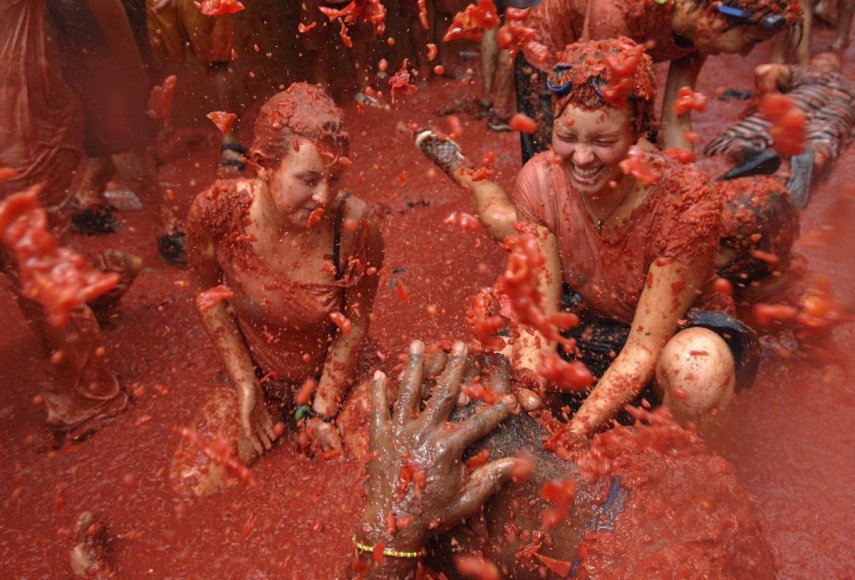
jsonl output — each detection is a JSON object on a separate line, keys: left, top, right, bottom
{"left": 299, "top": 417, "right": 343, "bottom": 458}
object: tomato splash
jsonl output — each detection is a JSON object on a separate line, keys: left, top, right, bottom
{"left": 619, "top": 146, "right": 661, "bottom": 185}
{"left": 205, "top": 111, "right": 237, "bottom": 135}
{"left": 194, "top": 0, "right": 245, "bottom": 17}
{"left": 146, "top": 75, "right": 177, "bottom": 123}
{"left": 758, "top": 93, "right": 805, "bottom": 156}
{"left": 306, "top": 207, "right": 325, "bottom": 228}
{"left": 196, "top": 285, "right": 234, "bottom": 313}
{"left": 389, "top": 59, "right": 418, "bottom": 103}
{"left": 673, "top": 86, "right": 708, "bottom": 115}
{"left": 0, "top": 186, "right": 119, "bottom": 327}
{"left": 443, "top": 0, "right": 499, "bottom": 43}
{"left": 329, "top": 311, "right": 352, "bottom": 336}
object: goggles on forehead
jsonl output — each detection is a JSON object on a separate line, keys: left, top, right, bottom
{"left": 546, "top": 64, "right": 609, "bottom": 98}
{"left": 715, "top": 4, "right": 787, "bottom": 31}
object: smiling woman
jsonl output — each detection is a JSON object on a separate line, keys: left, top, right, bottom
{"left": 417, "top": 37, "right": 800, "bottom": 442}
{"left": 180, "top": 84, "right": 384, "bottom": 492}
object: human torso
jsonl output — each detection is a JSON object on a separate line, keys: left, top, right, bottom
{"left": 196, "top": 179, "right": 365, "bottom": 382}
{"left": 512, "top": 152, "right": 720, "bottom": 324}
{"left": 524, "top": 0, "right": 694, "bottom": 69}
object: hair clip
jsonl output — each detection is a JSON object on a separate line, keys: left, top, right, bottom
{"left": 546, "top": 64, "right": 574, "bottom": 95}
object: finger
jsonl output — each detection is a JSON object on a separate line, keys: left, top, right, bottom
{"left": 369, "top": 370, "right": 391, "bottom": 442}
{"left": 393, "top": 340, "right": 425, "bottom": 425}
{"left": 424, "top": 351, "right": 448, "bottom": 379}
{"left": 448, "top": 397, "right": 515, "bottom": 453}
{"left": 250, "top": 434, "right": 264, "bottom": 455}
{"left": 257, "top": 427, "right": 273, "bottom": 450}
{"left": 421, "top": 341, "right": 467, "bottom": 427}
{"left": 447, "top": 458, "right": 519, "bottom": 524}
{"left": 486, "top": 355, "right": 512, "bottom": 395}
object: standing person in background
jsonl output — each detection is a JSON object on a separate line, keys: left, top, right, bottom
{"left": 147, "top": 0, "right": 243, "bottom": 176}
{"left": 513, "top": 0, "right": 802, "bottom": 161}
{"left": 478, "top": 1, "right": 529, "bottom": 131}
{"left": 45, "top": 0, "right": 183, "bottom": 264}
{"left": 401, "top": 0, "right": 461, "bottom": 79}
{"left": 1, "top": 0, "right": 131, "bottom": 440}
{"left": 299, "top": 0, "right": 375, "bottom": 95}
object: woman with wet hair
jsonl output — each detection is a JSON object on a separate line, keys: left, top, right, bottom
{"left": 511, "top": 0, "right": 803, "bottom": 160}
{"left": 417, "top": 38, "right": 799, "bottom": 439}
{"left": 185, "top": 83, "right": 383, "bottom": 471}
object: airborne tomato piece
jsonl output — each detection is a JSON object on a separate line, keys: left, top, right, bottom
{"left": 206, "top": 111, "right": 237, "bottom": 135}
{"left": 758, "top": 93, "right": 805, "bottom": 156}
{"left": 509, "top": 113, "right": 537, "bottom": 134}
{"left": 672, "top": 86, "right": 708, "bottom": 115}
{"left": 443, "top": 0, "right": 500, "bottom": 43}
{"left": 329, "top": 311, "right": 353, "bottom": 336}
{"left": 619, "top": 145, "right": 661, "bottom": 185}
{"left": 196, "top": 285, "right": 234, "bottom": 313}
{"left": 194, "top": 0, "right": 245, "bottom": 17}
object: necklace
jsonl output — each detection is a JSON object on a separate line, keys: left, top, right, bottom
{"left": 580, "top": 185, "right": 635, "bottom": 235}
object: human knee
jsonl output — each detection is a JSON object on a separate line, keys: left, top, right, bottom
{"left": 656, "top": 328, "right": 736, "bottom": 418}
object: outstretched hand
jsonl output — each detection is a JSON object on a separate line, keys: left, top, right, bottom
{"left": 355, "top": 340, "right": 522, "bottom": 561}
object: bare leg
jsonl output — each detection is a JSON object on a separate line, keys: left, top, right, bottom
{"left": 434, "top": 11, "right": 453, "bottom": 70}
{"left": 111, "top": 149, "right": 175, "bottom": 232}
{"left": 406, "top": 15, "right": 431, "bottom": 80}
{"left": 832, "top": 0, "right": 855, "bottom": 50}
{"left": 796, "top": 0, "right": 814, "bottom": 64}
{"left": 481, "top": 27, "right": 499, "bottom": 99}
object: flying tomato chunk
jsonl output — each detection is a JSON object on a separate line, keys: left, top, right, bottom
{"left": 194, "top": 0, "right": 245, "bottom": 16}
{"left": 205, "top": 111, "right": 237, "bottom": 135}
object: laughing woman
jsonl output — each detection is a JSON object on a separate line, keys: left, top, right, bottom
{"left": 185, "top": 84, "right": 383, "bottom": 474}
{"left": 418, "top": 38, "right": 798, "bottom": 439}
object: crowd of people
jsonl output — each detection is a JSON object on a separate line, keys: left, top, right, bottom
{"left": 2, "top": 0, "right": 854, "bottom": 576}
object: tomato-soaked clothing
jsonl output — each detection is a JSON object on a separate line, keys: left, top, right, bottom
{"left": 0, "top": 0, "right": 81, "bottom": 206}
{"left": 512, "top": 152, "right": 721, "bottom": 324}
{"left": 192, "top": 181, "right": 370, "bottom": 384}
{"left": 45, "top": 0, "right": 155, "bottom": 157}
{"left": 522, "top": 0, "right": 694, "bottom": 71}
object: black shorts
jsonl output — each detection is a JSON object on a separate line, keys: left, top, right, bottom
{"left": 558, "top": 286, "right": 760, "bottom": 394}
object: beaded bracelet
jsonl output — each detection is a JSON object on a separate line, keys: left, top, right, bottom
{"left": 353, "top": 535, "right": 425, "bottom": 559}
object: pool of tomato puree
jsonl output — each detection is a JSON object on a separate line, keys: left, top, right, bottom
{"left": 1, "top": 28, "right": 854, "bottom": 577}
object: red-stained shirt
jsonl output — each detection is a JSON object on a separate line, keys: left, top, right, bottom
{"left": 523, "top": 0, "right": 695, "bottom": 69}
{"left": 512, "top": 152, "right": 721, "bottom": 324}
{"left": 190, "top": 180, "right": 369, "bottom": 384}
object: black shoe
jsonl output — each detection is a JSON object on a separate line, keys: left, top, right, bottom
{"left": 220, "top": 142, "right": 247, "bottom": 172}
{"left": 71, "top": 207, "right": 118, "bottom": 235}
{"left": 786, "top": 149, "right": 814, "bottom": 209}
{"left": 487, "top": 114, "right": 512, "bottom": 132}
{"left": 720, "top": 148, "right": 781, "bottom": 181}
{"left": 157, "top": 231, "right": 187, "bottom": 266}
{"left": 717, "top": 88, "right": 753, "bottom": 101}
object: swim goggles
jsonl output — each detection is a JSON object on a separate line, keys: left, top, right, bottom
{"left": 715, "top": 4, "right": 787, "bottom": 31}
{"left": 546, "top": 64, "right": 609, "bottom": 99}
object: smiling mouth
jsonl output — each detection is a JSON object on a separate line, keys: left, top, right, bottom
{"left": 571, "top": 165, "right": 603, "bottom": 183}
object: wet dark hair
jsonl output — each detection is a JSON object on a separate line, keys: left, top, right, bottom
{"left": 688, "top": 0, "right": 803, "bottom": 34}
{"left": 717, "top": 176, "right": 799, "bottom": 285}
{"left": 550, "top": 38, "right": 656, "bottom": 139}
{"left": 250, "top": 83, "right": 350, "bottom": 170}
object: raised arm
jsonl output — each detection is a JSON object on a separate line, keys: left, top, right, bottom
{"left": 568, "top": 248, "right": 715, "bottom": 438}
{"left": 661, "top": 53, "right": 706, "bottom": 150}
{"left": 186, "top": 195, "right": 277, "bottom": 462}
{"left": 415, "top": 130, "right": 519, "bottom": 242}
{"left": 313, "top": 197, "right": 384, "bottom": 418}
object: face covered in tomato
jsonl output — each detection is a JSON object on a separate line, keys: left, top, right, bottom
{"left": 552, "top": 105, "right": 635, "bottom": 198}
{"left": 260, "top": 139, "right": 343, "bottom": 229}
